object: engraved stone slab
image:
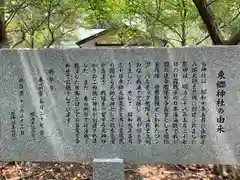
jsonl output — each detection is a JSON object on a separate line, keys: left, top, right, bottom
{"left": 0, "top": 47, "right": 240, "bottom": 165}
{"left": 93, "top": 158, "right": 124, "bottom": 180}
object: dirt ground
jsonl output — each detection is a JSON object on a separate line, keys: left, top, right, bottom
{"left": 1, "top": 162, "right": 239, "bottom": 180}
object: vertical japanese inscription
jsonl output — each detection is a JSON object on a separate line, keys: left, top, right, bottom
{"left": 154, "top": 62, "right": 160, "bottom": 144}
{"left": 163, "top": 62, "right": 170, "bottom": 144}
{"left": 3, "top": 52, "right": 226, "bottom": 147}
{"left": 144, "top": 61, "right": 151, "bottom": 145}
{"left": 182, "top": 61, "right": 188, "bottom": 144}
{"left": 10, "top": 110, "right": 16, "bottom": 140}
{"left": 100, "top": 63, "right": 107, "bottom": 143}
{"left": 136, "top": 62, "right": 142, "bottom": 144}
{"left": 19, "top": 78, "right": 25, "bottom": 136}
{"left": 191, "top": 62, "right": 197, "bottom": 144}
{"left": 118, "top": 62, "right": 124, "bottom": 144}
{"left": 65, "top": 64, "right": 71, "bottom": 124}
{"left": 127, "top": 62, "right": 133, "bottom": 144}
{"left": 74, "top": 63, "right": 80, "bottom": 144}
{"left": 200, "top": 62, "right": 207, "bottom": 144}
{"left": 48, "top": 68, "right": 55, "bottom": 91}
{"left": 172, "top": 62, "right": 179, "bottom": 144}
{"left": 38, "top": 77, "right": 44, "bottom": 136}
{"left": 83, "top": 64, "right": 89, "bottom": 143}
{"left": 216, "top": 70, "right": 226, "bottom": 134}
{"left": 109, "top": 63, "right": 116, "bottom": 144}
{"left": 92, "top": 63, "right": 98, "bottom": 143}
{"left": 29, "top": 112, "right": 36, "bottom": 141}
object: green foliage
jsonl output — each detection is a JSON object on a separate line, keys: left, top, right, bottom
{"left": 3, "top": 0, "right": 240, "bottom": 48}
{"left": 86, "top": 0, "right": 240, "bottom": 47}
{"left": 5, "top": 0, "right": 89, "bottom": 48}
{"left": 211, "top": 0, "right": 240, "bottom": 39}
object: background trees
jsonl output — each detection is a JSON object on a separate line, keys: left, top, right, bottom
{"left": 3, "top": 0, "right": 90, "bottom": 48}
{"left": 87, "top": 0, "right": 240, "bottom": 47}
{"left": 0, "top": 0, "right": 239, "bottom": 48}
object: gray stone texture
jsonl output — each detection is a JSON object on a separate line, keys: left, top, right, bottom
{"left": 93, "top": 158, "right": 124, "bottom": 180}
{"left": 0, "top": 47, "right": 240, "bottom": 165}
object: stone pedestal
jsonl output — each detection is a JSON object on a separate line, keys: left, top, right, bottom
{"left": 93, "top": 158, "right": 124, "bottom": 180}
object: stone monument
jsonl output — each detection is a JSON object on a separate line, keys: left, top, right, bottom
{"left": 0, "top": 47, "right": 240, "bottom": 179}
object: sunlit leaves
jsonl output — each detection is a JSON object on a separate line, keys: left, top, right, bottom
{"left": 4, "top": 0, "right": 240, "bottom": 47}
{"left": 5, "top": 0, "right": 89, "bottom": 48}
{"left": 86, "top": 0, "right": 240, "bottom": 46}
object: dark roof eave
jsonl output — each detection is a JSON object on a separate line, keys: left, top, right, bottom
{"left": 95, "top": 42, "right": 149, "bottom": 46}
{"left": 75, "top": 29, "right": 110, "bottom": 46}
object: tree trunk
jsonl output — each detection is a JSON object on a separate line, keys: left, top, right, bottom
{"left": 193, "top": 0, "right": 240, "bottom": 45}
{"left": 0, "top": 0, "right": 7, "bottom": 48}
{"left": 192, "top": 0, "right": 225, "bottom": 45}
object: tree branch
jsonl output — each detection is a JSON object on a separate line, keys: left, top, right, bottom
{"left": 180, "top": 0, "right": 187, "bottom": 46}
{"left": 146, "top": 11, "right": 183, "bottom": 39}
{"left": 52, "top": 13, "right": 71, "bottom": 32}
{"left": 24, "top": 39, "right": 31, "bottom": 47}
{"left": 196, "top": 10, "right": 240, "bottom": 45}
{"left": 228, "top": 11, "right": 240, "bottom": 25}
{"left": 164, "top": 39, "right": 176, "bottom": 47}
{"left": 29, "top": 30, "right": 35, "bottom": 48}
{"left": 206, "top": 0, "right": 219, "bottom": 7}
{"left": 5, "top": 2, "right": 28, "bottom": 27}
{"left": 46, "top": 2, "right": 73, "bottom": 48}
{"left": 192, "top": 0, "right": 225, "bottom": 45}
{"left": 196, "top": 35, "right": 210, "bottom": 45}
{"left": 168, "top": 37, "right": 182, "bottom": 43}
{"left": 11, "top": 29, "right": 26, "bottom": 48}
{"left": 46, "top": 29, "right": 74, "bottom": 48}
{"left": 46, "top": 1, "right": 54, "bottom": 48}
{"left": 227, "top": 31, "right": 240, "bottom": 45}
{"left": 29, "top": 1, "right": 57, "bottom": 32}
{"left": 32, "top": 15, "right": 51, "bottom": 32}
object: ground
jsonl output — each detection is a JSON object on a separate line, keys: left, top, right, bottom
{"left": 1, "top": 162, "right": 239, "bottom": 180}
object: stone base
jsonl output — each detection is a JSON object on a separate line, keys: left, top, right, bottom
{"left": 93, "top": 158, "right": 124, "bottom": 180}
